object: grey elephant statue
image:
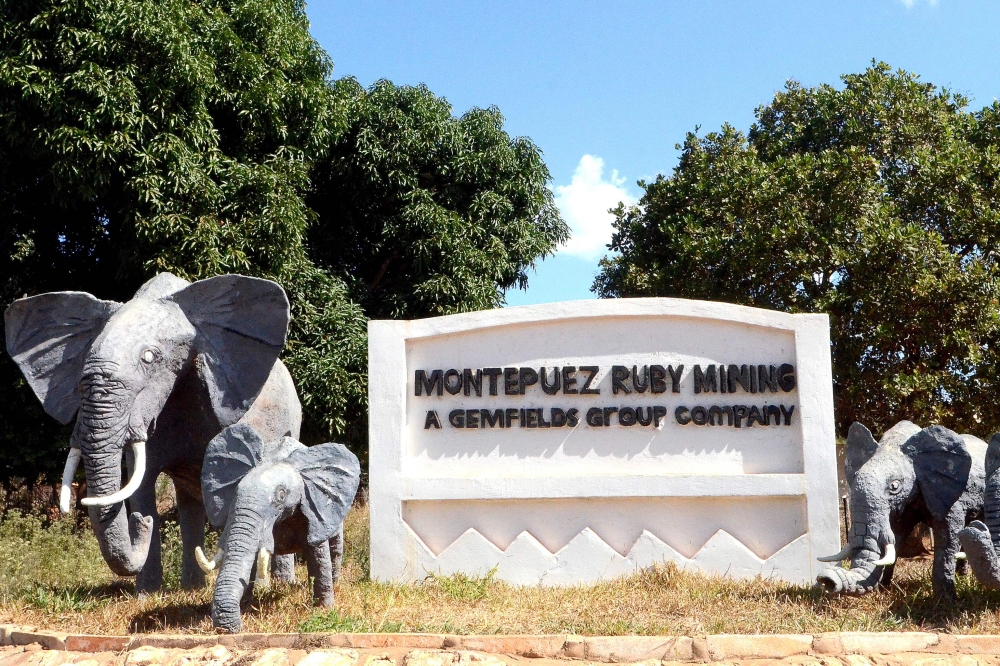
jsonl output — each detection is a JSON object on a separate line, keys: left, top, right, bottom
{"left": 194, "top": 423, "right": 360, "bottom": 633}
{"left": 4, "top": 273, "right": 302, "bottom": 592}
{"left": 958, "top": 434, "right": 1000, "bottom": 587}
{"left": 816, "top": 421, "right": 986, "bottom": 600}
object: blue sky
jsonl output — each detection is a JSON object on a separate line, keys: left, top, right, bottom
{"left": 305, "top": 0, "right": 1000, "bottom": 305}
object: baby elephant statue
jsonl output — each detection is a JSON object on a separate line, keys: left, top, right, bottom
{"left": 195, "top": 423, "right": 361, "bottom": 633}
{"left": 959, "top": 434, "right": 1000, "bottom": 587}
{"left": 816, "top": 421, "right": 985, "bottom": 601}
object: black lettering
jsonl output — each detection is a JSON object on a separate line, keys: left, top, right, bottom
{"left": 580, "top": 366, "right": 601, "bottom": 394}
{"left": 653, "top": 406, "right": 667, "bottom": 427}
{"left": 781, "top": 404, "right": 796, "bottom": 425}
{"left": 728, "top": 365, "right": 751, "bottom": 392}
{"left": 632, "top": 365, "right": 649, "bottom": 393}
{"left": 746, "top": 405, "right": 764, "bottom": 427}
{"left": 667, "top": 365, "right": 684, "bottom": 393}
{"left": 733, "top": 405, "right": 749, "bottom": 428}
{"left": 518, "top": 367, "right": 539, "bottom": 394}
{"left": 719, "top": 364, "right": 727, "bottom": 393}
{"left": 766, "top": 405, "right": 781, "bottom": 425}
{"left": 779, "top": 364, "right": 796, "bottom": 392}
{"left": 551, "top": 408, "right": 567, "bottom": 427}
{"left": 505, "top": 408, "right": 518, "bottom": 428}
{"left": 448, "top": 409, "right": 465, "bottom": 427}
{"left": 749, "top": 366, "right": 758, "bottom": 393}
{"left": 463, "top": 369, "right": 483, "bottom": 397}
{"left": 481, "top": 409, "right": 503, "bottom": 428}
{"left": 708, "top": 405, "right": 724, "bottom": 426}
{"left": 619, "top": 406, "right": 637, "bottom": 426}
{"left": 694, "top": 364, "right": 717, "bottom": 394}
{"left": 538, "top": 408, "right": 551, "bottom": 428}
{"left": 603, "top": 406, "right": 618, "bottom": 426}
{"left": 415, "top": 370, "right": 443, "bottom": 396}
{"left": 759, "top": 365, "right": 778, "bottom": 393}
{"left": 586, "top": 407, "right": 603, "bottom": 426}
{"left": 650, "top": 365, "right": 667, "bottom": 394}
{"left": 444, "top": 369, "right": 462, "bottom": 395}
{"left": 675, "top": 406, "right": 691, "bottom": 425}
{"left": 562, "top": 366, "right": 578, "bottom": 394}
{"left": 424, "top": 410, "right": 442, "bottom": 429}
{"left": 612, "top": 365, "right": 631, "bottom": 394}
{"left": 483, "top": 368, "right": 502, "bottom": 396}
{"left": 540, "top": 367, "right": 561, "bottom": 395}
{"left": 525, "top": 408, "right": 539, "bottom": 428}
{"left": 566, "top": 408, "right": 580, "bottom": 427}
{"left": 504, "top": 367, "right": 519, "bottom": 395}
{"left": 691, "top": 406, "right": 708, "bottom": 425}
{"left": 520, "top": 408, "right": 527, "bottom": 428}
{"left": 636, "top": 406, "right": 652, "bottom": 426}
{"left": 466, "top": 409, "right": 480, "bottom": 428}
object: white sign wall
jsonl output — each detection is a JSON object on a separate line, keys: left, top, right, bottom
{"left": 369, "top": 298, "right": 839, "bottom": 585}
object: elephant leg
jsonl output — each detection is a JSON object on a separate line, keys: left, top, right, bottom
{"left": 176, "top": 484, "right": 206, "bottom": 590}
{"left": 272, "top": 554, "right": 296, "bottom": 584}
{"left": 932, "top": 519, "right": 960, "bottom": 601}
{"left": 305, "top": 540, "right": 335, "bottom": 607}
{"left": 329, "top": 527, "right": 343, "bottom": 584}
{"left": 131, "top": 482, "right": 162, "bottom": 594}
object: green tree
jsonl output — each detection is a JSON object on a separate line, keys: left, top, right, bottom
{"left": 308, "top": 78, "right": 568, "bottom": 320}
{"left": 0, "top": 0, "right": 364, "bottom": 484}
{"left": 596, "top": 63, "right": 1000, "bottom": 435}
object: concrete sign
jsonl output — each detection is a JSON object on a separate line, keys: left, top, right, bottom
{"left": 369, "top": 298, "right": 839, "bottom": 585}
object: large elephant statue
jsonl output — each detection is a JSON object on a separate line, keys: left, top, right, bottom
{"left": 958, "top": 434, "right": 1000, "bottom": 587}
{"left": 816, "top": 421, "right": 986, "bottom": 600}
{"left": 194, "top": 423, "right": 360, "bottom": 633}
{"left": 4, "top": 272, "right": 302, "bottom": 592}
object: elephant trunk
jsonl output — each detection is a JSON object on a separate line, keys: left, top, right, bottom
{"left": 212, "top": 505, "right": 269, "bottom": 633}
{"left": 816, "top": 519, "right": 893, "bottom": 595}
{"left": 77, "top": 372, "right": 152, "bottom": 576}
{"left": 959, "top": 435, "right": 1000, "bottom": 587}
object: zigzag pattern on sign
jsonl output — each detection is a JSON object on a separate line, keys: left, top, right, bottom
{"left": 410, "top": 526, "right": 811, "bottom": 586}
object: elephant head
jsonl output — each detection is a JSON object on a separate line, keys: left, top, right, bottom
{"left": 4, "top": 273, "right": 289, "bottom": 575}
{"left": 817, "top": 422, "right": 972, "bottom": 594}
{"left": 196, "top": 423, "right": 360, "bottom": 633}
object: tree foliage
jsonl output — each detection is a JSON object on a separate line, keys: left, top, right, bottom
{"left": 309, "top": 78, "right": 568, "bottom": 320}
{"left": 0, "top": 0, "right": 562, "bottom": 486}
{"left": 597, "top": 63, "right": 1000, "bottom": 436}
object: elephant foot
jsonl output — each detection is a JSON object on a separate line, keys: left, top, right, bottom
{"left": 958, "top": 521, "right": 1000, "bottom": 589}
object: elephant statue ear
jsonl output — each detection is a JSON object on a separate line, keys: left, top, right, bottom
{"left": 202, "top": 423, "right": 267, "bottom": 527}
{"left": 844, "top": 422, "right": 879, "bottom": 488}
{"left": 287, "top": 443, "right": 361, "bottom": 546}
{"left": 901, "top": 425, "right": 972, "bottom": 521}
{"left": 987, "top": 433, "right": 1000, "bottom": 481}
{"left": 5, "top": 292, "right": 121, "bottom": 424}
{"left": 168, "top": 275, "right": 290, "bottom": 427}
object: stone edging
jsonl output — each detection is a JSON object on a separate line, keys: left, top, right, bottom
{"left": 6, "top": 626, "right": 1000, "bottom": 662}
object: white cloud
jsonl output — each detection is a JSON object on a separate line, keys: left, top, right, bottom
{"left": 555, "top": 155, "right": 637, "bottom": 260}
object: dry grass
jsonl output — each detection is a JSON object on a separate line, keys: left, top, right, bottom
{"left": 6, "top": 503, "right": 1000, "bottom": 636}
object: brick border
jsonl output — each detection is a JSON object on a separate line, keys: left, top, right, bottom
{"left": 3, "top": 626, "right": 1000, "bottom": 661}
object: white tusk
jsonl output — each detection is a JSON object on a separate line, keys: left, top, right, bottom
{"left": 59, "top": 448, "right": 82, "bottom": 514}
{"left": 957, "top": 551, "right": 967, "bottom": 561}
{"left": 817, "top": 544, "right": 855, "bottom": 562}
{"left": 256, "top": 548, "right": 271, "bottom": 588}
{"left": 81, "top": 441, "right": 146, "bottom": 507}
{"left": 873, "top": 542, "right": 897, "bottom": 567}
{"left": 196, "top": 546, "right": 224, "bottom": 572}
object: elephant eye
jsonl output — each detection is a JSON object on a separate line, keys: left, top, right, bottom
{"left": 141, "top": 350, "right": 155, "bottom": 364}
{"left": 275, "top": 488, "right": 287, "bottom": 503}
{"left": 888, "top": 479, "right": 903, "bottom": 494}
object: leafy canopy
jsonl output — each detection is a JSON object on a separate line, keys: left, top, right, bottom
{"left": 597, "top": 63, "right": 1000, "bottom": 435}
{"left": 309, "top": 78, "right": 568, "bottom": 320}
{"left": 0, "top": 0, "right": 564, "bottom": 485}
